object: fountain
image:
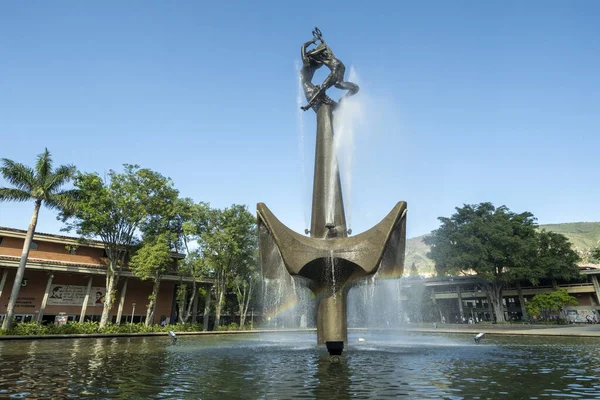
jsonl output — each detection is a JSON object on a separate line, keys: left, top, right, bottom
{"left": 257, "top": 27, "right": 407, "bottom": 355}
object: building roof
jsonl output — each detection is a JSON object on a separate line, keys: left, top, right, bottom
{"left": 0, "top": 254, "right": 213, "bottom": 284}
{"left": 0, "top": 226, "right": 185, "bottom": 258}
{"left": 0, "top": 226, "right": 105, "bottom": 248}
{"left": 0, "top": 254, "right": 105, "bottom": 270}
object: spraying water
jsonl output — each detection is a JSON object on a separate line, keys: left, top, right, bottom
{"left": 332, "top": 66, "right": 364, "bottom": 230}
{"left": 296, "top": 61, "right": 310, "bottom": 231}
{"left": 329, "top": 250, "right": 337, "bottom": 301}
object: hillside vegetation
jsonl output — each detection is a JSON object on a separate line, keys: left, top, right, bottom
{"left": 406, "top": 221, "right": 600, "bottom": 276}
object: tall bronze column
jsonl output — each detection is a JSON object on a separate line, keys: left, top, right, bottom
{"left": 258, "top": 27, "right": 407, "bottom": 355}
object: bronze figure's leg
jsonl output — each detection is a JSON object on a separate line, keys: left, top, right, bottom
{"left": 335, "top": 81, "right": 359, "bottom": 98}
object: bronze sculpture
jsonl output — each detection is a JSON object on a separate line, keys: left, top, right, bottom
{"left": 258, "top": 28, "right": 406, "bottom": 356}
{"left": 300, "top": 28, "right": 360, "bottom": 111}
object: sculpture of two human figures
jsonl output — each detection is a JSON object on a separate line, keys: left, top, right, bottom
{"left": 300, "top": 27, "right": 359, "bottom": 111}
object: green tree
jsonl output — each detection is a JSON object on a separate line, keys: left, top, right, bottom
{"left": 526, "top": 288, "right": 579, "bottom": 320}
{"left": 426, "top": 203, "right": 581, "bottom": 323}
{"left": 200, "top": 205, "right": 256, "bottom": 330}
{"left": 175, "top": 201, "right": 212, "bottom": 323}
{"left": 591, "top": 248, "right": 600, "bottom": 263}
{"left": 61, "top": 165, "right": 178, "bottom": 328}
{"left": 0, "top": 149, "right": 77, "bottom": 330}
{"left": 535, "top": 230, "right": 581, "bottom": 284}
{"left": 425, "top": 203, "right": 539, "bottom": 322}
{"left": 146, "top": 198, "right": 213, "bottom": 324}
{"left": 130, "top": 235, "right": 173, "bottom": 325}
{"left": 231, "top": 259, "right": 259, "bottom": 328}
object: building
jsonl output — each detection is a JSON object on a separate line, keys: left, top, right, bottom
{"left": 410, "top": 266, "right": 600, "bottom": 323}
{"left": 0, "top": 226, "right": 212, "bottom": 325}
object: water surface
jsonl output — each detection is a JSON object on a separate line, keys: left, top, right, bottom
{"left": 1, "top": 331, "right": 599, "bottom": 399}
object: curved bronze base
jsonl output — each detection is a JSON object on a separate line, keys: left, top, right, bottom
{"left": 257, "top": 201, "right": 407, "bottom": 346}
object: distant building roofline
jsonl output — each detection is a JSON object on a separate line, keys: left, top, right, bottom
{"left": 0, "top": 226, "right": 185, "bottom": 258}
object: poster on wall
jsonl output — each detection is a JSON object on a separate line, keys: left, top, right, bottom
{"left": 47, "top": 285, "right": 106, "bottom": 307}
{"left": 564, "top": 309, "right": 598, "bottom": 323}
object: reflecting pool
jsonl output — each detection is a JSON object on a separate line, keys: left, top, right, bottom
{"left": 1, "top": 331, "right": 600, "bottom": 399}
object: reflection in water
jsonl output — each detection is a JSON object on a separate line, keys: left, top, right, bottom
{"left": 0, "top": 332, "right": 599, "bottom": 398}
{"left": 313, "top": 354, "right": 352, "bottom": 400}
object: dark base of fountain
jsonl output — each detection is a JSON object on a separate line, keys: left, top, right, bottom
{"left": 326, "top": 341, "right": 344, "bottom": 356}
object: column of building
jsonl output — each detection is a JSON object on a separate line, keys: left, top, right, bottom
{"left": 456, "top": 285, "right": 465, "bottom": 322}
{"left": 79, "top": 275, "right": 94, "bottom": 322}
{"left": 115, "top": 278, "right": 128, "bottom": 324}
{"left": 191, "top": 293, "right": 199, "bottom": 323}
{"left": 0, "top": 269, "right": 8, "bottom": 300}
{"left": 591, "top": 275, "right": 600, "bottom": 305}
{"left": 516, "top": 281, "right": 527, "bottom": 319}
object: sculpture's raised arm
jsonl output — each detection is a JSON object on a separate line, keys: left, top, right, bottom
{"left": 301, "top": 37, "right": 317, "bottom": 66}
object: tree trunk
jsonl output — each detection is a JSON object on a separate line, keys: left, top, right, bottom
{"left": 240, "top": 283, "right": 254, "bottom": 329}
{"left": 214, "top": 285, "right": 225, "bottom": 330}
{"left": 2, "top": 200, "right": 41, "bottom": 331}
{"left": 238, "top": 288, "right": 246, "bottom": 328}
{"left": 184, "top": 281, "right": 197, "bottom": 323}
{"left": 145, "top": 278, "right": 160, "bottom": 326}
{"left": 178, "top": 285, "right": 187, "bottom": 323}
{"left": 203, "top": 287, "right": 212, "bottom": 331}
{"left": 236, "top": 282, "right": 246, "bottom": 328}
{"left": 100, "top": 263, "right": 118, "bottom": 328}
{"left": 486, "top": 282, "right": 505, "bottom": 323}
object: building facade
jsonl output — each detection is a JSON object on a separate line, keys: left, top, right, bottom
{"left": 0, "top": 227, "right": 211, "bottom": 325}
{"left": 412, "top": 267, "right": 600, "bottom": 323}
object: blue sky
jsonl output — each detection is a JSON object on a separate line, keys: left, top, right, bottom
{"left": 1, "top": 1, "right": 599, "bottom": 239}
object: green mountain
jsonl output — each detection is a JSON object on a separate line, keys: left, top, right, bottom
{"left": 406, "top": 221, "right": 600, "bottom": 276}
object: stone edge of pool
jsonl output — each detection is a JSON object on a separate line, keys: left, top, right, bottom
{"left": 1, "top": 325, "right": 600, "bottom": 340}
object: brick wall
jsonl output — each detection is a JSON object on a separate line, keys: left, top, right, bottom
{"left": 0, "top": 236, "right": 106, "bottom": 265}
{"left": 0, "top": 268, "right": 176, "bottom": 324}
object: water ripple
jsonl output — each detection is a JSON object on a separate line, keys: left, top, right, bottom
{"left": 0, "top": 333, "right": 599, "bottom": 398}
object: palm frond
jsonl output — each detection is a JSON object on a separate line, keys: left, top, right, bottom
{"left": 0, "top": 188, "right": 33, "bottom": 203}
{"left": 45, "top": 164, "right": 76, "bottom": 193}
{"left": 0, "top": 159, "right": 36, "bottom": 193}
{"left": 35, "top": 148, "right": 53, "bottom": 182}
{"left": 44, "top": 189, "right": 82, "bottom": 213}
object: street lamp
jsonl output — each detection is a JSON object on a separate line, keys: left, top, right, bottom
{"left": 131, "top": 302, "right": 136, "bottom": 324}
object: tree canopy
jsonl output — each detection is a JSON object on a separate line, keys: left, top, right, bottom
{"left": 130, "top": 234, "right": 174, "bottom": 325}
{"left": 525, "top": 288, "right": 578, "bottom": 320}
{"left": 61, "top": 164, "right": 179, "bottom": 327}
{"left": 0, "top": 148, "right": 78, "bottom": 212}
{"left": 199, "top": 204, "right": 257, "bottom": 329}
{"left": 0, "top": 148, "right": 78, "bottom": 330}
{"left": 425, "top": 202, "right": 580, "bottom": 322}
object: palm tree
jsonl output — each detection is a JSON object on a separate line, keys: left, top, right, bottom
{"left": 0, "top": 149, "right": 78, "bottom": 330}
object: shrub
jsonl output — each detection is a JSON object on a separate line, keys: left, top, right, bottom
{"left": 0, "top": 321, "right": 204, "bottom": 336}
{"left": 217, "top": 322, "right": 239, "bottom": 331}
{"left": 8, "top": 322, "right": 48, "bottom": 336}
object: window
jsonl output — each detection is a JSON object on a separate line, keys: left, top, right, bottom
{"left": 0, "top": 236, "right": 3, "bottom": 246}
{"left": 30, "top": 242, "right": 38, "bottom": 250}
